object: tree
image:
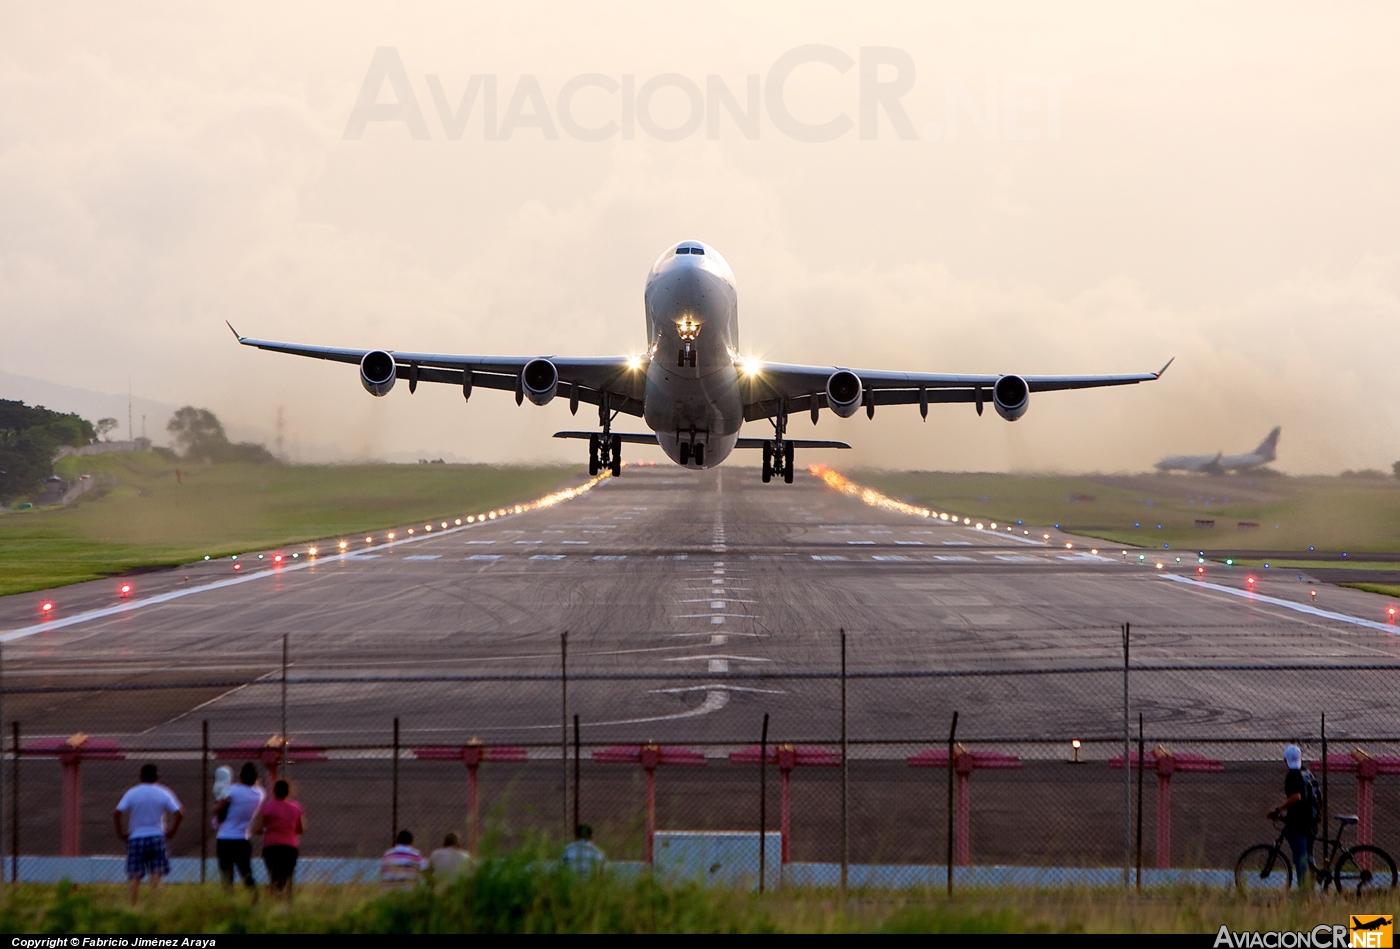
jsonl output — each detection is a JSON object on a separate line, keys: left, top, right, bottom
{"left": 165, "top": 407, "right": 276, "bottom": 465}
{"left": 1393, "top": 460, "right": 1400, "bottom": 481}
{"left": 0, "top": 400, "right": 97, "bottom": 502}
{"left": 95, "top": 418, "right": 119, "bottom": 440}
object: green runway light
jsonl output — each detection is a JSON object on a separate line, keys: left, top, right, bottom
{"left": 1226, "top": 558, "right": 1234, "bottom": 565}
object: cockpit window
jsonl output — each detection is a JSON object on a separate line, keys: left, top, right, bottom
{"left": 675, "top": 247, "right": 690, "bottom": 254}
{"left": 689, "top": 247, "right": 704, "bottom": 255}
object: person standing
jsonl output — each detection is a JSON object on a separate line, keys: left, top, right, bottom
{"left": 113, "top": 763, "right": 183, "bottom": 905}
{"left": 427, "top": 832, "right": 472, "bottom": 883}
{"left": 562, "top": 824, "right": 606, "bottom": 874}
{"left": 381, "top": 830, "right": 426, "bottom": 890}
{"left": 216, "top": 762, "right": 265, "bottom": 893}
{"left": 1270, "top": 743, "right": 1320, "bottom": 886}
{"left": 252, "top": 779, "right": 305, "bottom": 898}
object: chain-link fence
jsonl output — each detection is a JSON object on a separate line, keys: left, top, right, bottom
{"left": 3, "top": 638, "right": 1399, "bottom": 889}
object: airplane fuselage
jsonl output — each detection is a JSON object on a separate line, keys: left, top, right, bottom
{"left": 642, "top": 241, "right": 743, "bottom": 468}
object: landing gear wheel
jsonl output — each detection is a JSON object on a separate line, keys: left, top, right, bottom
{"left": 762, "top": 442, "right": 772, "bottom": 483}
{"left": 588, "top": 434, "right": 600, "bottom": 476}
{"left": 783, "top": 441, "right": 795, "bottom": 483}
{"left": 679, "top": 443, "right": 691, "bottom": 466}
{"left": 610, "top": 435, "right": 622, "bottom": 477}
{"left": 693, "top": 443, "right": 705, "bottom": 467}
{"left": 689, "top": 350, "right": 697, "bottom": 368}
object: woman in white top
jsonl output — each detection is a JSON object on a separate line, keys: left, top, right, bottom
{"left": 215, "top": 762, "right": 265, "bottom": 892}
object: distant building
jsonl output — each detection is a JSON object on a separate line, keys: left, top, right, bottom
{"left": 54, "top": 438, "right": 151, "bottom": 459}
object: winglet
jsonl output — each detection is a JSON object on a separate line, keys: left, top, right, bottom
{"left": 225, "top": 321, "right": 245, "bottom": 342}
{"left": 1154, "top": 357, "right": 1175, "bottom": 378}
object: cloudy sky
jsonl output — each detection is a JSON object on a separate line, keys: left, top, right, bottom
{"left": 3, "top": 3, "right": 1397, "bottom": 472}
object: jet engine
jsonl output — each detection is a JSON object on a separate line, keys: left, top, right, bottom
{"left": 825, "top": 370, "right": 863, "bottom": 419}
{"left": 521, "top": 358, "right": 559, "bottom": 406}
{"left": 360, "top": 350, "right": 397, "bottom": 397}
{"left": 992, "top": 374, "right": 1029, "bottom": 421}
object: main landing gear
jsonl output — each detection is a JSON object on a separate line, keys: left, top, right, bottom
{"left": 760, "top": 407, "right": 795, "bottom": 484}
{"left": 588, "top": 395, "right": 623, "bottom": 477}
{"left": 677, "top": 426, "right": 706, "bottom": 467}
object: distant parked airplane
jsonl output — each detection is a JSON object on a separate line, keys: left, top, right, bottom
{"left": 1155, "top": 427, "right": 1280, "bottom": 474}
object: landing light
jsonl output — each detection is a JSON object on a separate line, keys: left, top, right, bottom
{"left": 628, "top": 355, "right": 643, "bottom": 371}
{"left": 740, "top": 358, "right": 762, "bottom": 375}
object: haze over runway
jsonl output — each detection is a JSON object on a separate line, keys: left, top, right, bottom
{"left": 4, "top": 468, "right": 1398, "bottom": 750}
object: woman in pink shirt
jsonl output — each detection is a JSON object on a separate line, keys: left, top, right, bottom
{"left": 252, "top": 779, "right": 305, "bottom": 897}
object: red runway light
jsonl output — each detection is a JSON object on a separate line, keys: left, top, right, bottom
{"left": 41, "top": 601, "right": 54, "bottom": 614}
{"left": 1247, "top": 576, "right": 1256, "bottom": 586}
{"left": 273, "top": 554, "right": 283, "bottom": 564}
{"left": 119, "top": 583, "right": 132, "bottom": 597}
{"left": 1197, "top": 566, "right": 1204, "bottom": 575}
{"left": 233, "top": 563, "right": 242, "bottom": 571}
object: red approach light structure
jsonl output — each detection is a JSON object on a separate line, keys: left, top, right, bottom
{"left": 1311, "top": 750, "right": 1400, "bottom": 865}
{"left": 729, "top": 744, "right": 840, "bottom": 863}
{"left": 908, "top": 744, "right": 1022, "bottom": 866}
{"left": 1111, "top": 747, "right": 1223, "bottom": 869}
{"left": 217, "top": 736, "right": 328, "bottom": 783}
{"left": 22, "top": 734, "right": 125, "bottom": 856}
{"left": 414, "top": 741, "right": 528, "bottom": 851}
{"left": 594, "top": 743, "right": 706, "bottom": 863}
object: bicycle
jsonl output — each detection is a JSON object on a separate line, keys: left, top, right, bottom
{"left": 1235, "top": 815, "right": 1398, "bottom": 894}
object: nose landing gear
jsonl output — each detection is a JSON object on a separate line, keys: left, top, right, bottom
{"left": 677, "top": 429, "right": 706, "bottom": 467}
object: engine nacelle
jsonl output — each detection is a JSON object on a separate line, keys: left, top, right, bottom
{"left": 360, "top": 350, "right": 397, "bottom": 397}
{"left": 522, "top": 358, "right": 559, "bottom": 406}
{"left": 993, "top": 374, "right": 1029, "bottom": 421}
{"left": 825, "top": 370, "right": 863, "bottom": 419}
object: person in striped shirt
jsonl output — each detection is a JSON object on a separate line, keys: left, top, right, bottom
{"left": 381, "top": 829, "right": 427, "bottom": 890}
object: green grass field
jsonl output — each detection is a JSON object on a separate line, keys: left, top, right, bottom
{"left": 0, "top": 452, "right": 582, "bottom": 597}
{"left": 0, "top": 860, "right": 1388, "bottom": 934}
{"left": 854, "top": 469, "right": 1400, "bottom": 553}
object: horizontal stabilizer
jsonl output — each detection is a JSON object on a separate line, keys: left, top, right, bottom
{"left": 553, "top": 431, "right": 659, "bottom": 444}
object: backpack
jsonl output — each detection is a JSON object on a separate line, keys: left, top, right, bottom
{"left": 1299, "top": 769, "right": 1323, "bottom": 827}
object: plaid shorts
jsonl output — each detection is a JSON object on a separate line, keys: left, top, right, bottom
{"left": 126, "top": 835, "right": 171, "bottom": 880}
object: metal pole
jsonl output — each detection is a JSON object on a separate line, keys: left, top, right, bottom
{"left": 759, "top": 712, "right": 769, "bottom": 895}
{"left": 0, "top": 643, "right": 4, "bottom": 888}
{"left": 391, "top": 717, "right": 400, "bottom": 845}
{"left": 201, "top": 719, "right": 209, "bottom": 884}
{"left": 1321, "top": 712, "right": 1329, "bottom": 873}
{"left": 946, "top": 710, "right": 958, "bottom": 896}
{"left": 561, "top": 631, "right": 568, "bottom": 842}
{"left": 10, "top": 721, "right": 17, "bottom": 885}
{"left": 281, "top": 634, "right": 289, "bottom": 774}
{"left": 839, "top": 629, "right": 848, "bottom": 896}
{"left": 573, "top": 714, "right": 581, "bottom": 839}
{"left": 1122, "top": 621, "right": 1130, "bottom": 888}
{"left": 1135, "top": 712, "right": 1144, "bottom": 891}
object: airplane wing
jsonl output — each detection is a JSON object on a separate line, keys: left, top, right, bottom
{"left": 738, "top": 358, "right": 1173, "bottom": 421}
{"left": 553, "top": 432, "right": 851, "bottom": 449}
{"left": 228, "top": 325, "right": 648, "bottom": 418}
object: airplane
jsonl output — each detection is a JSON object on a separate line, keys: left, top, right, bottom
{"left": 230, "top": 240, "right": 1171, "bottom": 483}
{"left": 1154, "top": 427, "right": 1280, "bottom": 475}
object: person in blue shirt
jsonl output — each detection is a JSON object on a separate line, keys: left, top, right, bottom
{"left": 563, "top": 824, "right": 606, "bottom": 873}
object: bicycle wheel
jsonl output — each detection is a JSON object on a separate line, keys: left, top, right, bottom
{"left": 1235, "top": 845, "right": 1293, "bottom": 893}
{"left": 1332, "top": 846, "right": 1399, "bottom": 894}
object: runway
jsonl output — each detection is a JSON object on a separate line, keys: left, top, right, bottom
{"left": 4, "top": 466, "right": 1399, "bottom": 748}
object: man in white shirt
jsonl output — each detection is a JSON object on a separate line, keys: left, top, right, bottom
{"left": 113, "top": 763, "right": 183, "bottom": 904}
{"left": 215, "top": 762, "right": 265, "bottom": 893}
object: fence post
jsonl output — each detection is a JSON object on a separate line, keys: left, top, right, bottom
{"left": 839, "top": 629, "right": 848, "bottom": 896}
{"left": 280, "top": 634, "right": 289, "bottom": 774}
{"left": 1122, "top": 621, "right": 1130, "bottom": 889}
{"left": 946, "top": 711, "right": 958, "bottom": 895}
{"left": 10, "top": 721, "right": 17, "bottom": 885}
{"left": 561, "top": 631, "right": 568, "bottom": 842}
{"left": 201, "top": 720, "right": 209, "bottom": 883}
{"left": 1321, "top": 712, "right": 1329, "bottom": 869}
{"left": 0, "top": 643, "right": 4, "bottom": 888}
{"left": 573, "top": 714, "right": 581, "bottom": 840}
{"left": 391, "top": 717, "right": 400, "bottom": 844}
{"left": 759, "top": 712, "right": 769, "bottom": 894}
{"left": 1135, "top": 713, "right": 1144, "bottom": 890}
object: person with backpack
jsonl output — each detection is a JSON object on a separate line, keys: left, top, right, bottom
{"left": 1269, "top": 743, "right": 1320, "bottom": 885}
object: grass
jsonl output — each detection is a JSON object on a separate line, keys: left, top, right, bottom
{"left": 1340, "top": 583, "right": 1400, "bottom": 598}
{"left": 0, "top": 853, "right": 1391, "bottom": 934}
{"left": 0, "top": 452, "right": 582, "bottom": 597}
{"left": 853, "top": 469, "right": 1400, "bottom": 553}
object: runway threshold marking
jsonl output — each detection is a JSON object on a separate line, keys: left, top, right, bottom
{"left": 1159, "top": 574, "right": 1399, "bottom": 633}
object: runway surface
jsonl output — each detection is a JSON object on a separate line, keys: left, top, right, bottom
{"left": 4, "top": 466, "right": 1399, "bottom": 750}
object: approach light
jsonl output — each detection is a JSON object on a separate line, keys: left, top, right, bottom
{"left": 1071, "top": 739, "right": 1081, "bottom": 763}
{"left": 514, "top": 506, "right": 523, "bottom": 514}
{"left": 489, "top": 512, "right": 497, "bottom": 520}
{"left": 41, "top": 601, "right": 53, "bottom": 613}
{"left": 119, "top": 583, "right": 132, "bottom": 597}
